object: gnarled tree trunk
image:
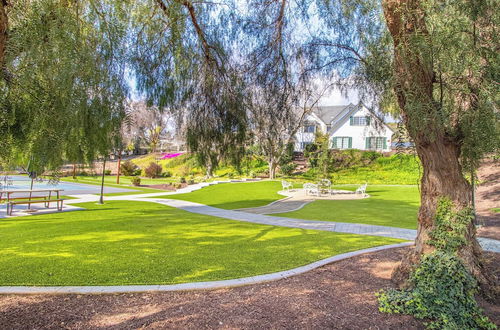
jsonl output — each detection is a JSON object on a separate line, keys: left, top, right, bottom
{"left": 382, "top": 0, "right": 491, "bottom": 293}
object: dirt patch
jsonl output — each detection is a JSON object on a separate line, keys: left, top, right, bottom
{"left": 0, "top": 247, "right": 498, "bottom": 329}
{"left": 476, "top": 158, "right": 500, "bottom": 240}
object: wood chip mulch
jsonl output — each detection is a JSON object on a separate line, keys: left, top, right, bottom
{"left": 0, "top": 247, "right": 498, "bottom": 329}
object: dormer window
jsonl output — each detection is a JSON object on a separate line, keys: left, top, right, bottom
{"left": 350, "top": 116, "right": 371, "bottom": 126}
{"left": 303, "top": 122, "right": 316, "bottom": 133}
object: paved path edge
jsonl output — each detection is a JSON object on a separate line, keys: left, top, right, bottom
{"left": 0, "top": 242, "right": 413, "bottom": 295}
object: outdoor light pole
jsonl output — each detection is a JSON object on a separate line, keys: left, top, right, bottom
{"left": 99, "top": 156, "right": 106, "bottom": 204}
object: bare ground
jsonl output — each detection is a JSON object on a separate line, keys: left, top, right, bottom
{"left": 0, "top": 247, "right": 498, "bottom": 329}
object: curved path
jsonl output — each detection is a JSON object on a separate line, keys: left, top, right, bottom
{"left": 1, "top": 183, "right": 498, "bottom": 294}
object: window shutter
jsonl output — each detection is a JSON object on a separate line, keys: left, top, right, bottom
{"left": 332, "top": 137, "right": 337, "bottom": 148}
{"left": 366, "top": 116, "right": 371, "bottom": 126}
{"left": 365, "top": 137, "right": 370, "bottom": 149}
{"left": 350, "top": 116, "right": 353, "bottom": 125}
{"left": 348, "top": 137, "right": 352, "bottom": 148}
{"left": 383, "top": 138, "right": 387, "bottom": 150}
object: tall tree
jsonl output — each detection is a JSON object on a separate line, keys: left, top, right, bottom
{"left": 310, "top": 0, "right": 498, "bottom": 292}
{"left": 130, "top": 0, "right": 247, "bottom": 175}
{"left": 243, "top": 0, "right": 325, "bottom": 179}
{"left": 0, "top": 0, "right": 128, "bottom": 171}
{"left": 380, "top": 0, "right": 498, "bottom": 289}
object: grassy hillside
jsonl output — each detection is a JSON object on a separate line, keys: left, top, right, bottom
{"left": 331, "top": 154, "right": 421, "bottom": 185}
{"left": 128, "top": 152, "right": 421, "bottom": 185}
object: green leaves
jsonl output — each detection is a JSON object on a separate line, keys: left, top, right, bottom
{"left": 378, "top": 251, "right": 495, "bottom": 329}
{"left": 1, "top": 0, "right": 128, "bottom": 170}
{"left": 377, "top": 197, "right": 494, "bottom": 329}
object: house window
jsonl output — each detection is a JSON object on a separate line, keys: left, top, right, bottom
{"left": 366, "top": 137, "right": 387, "bottom": 150}
{"left": 303, "top": 122, "right": 316, "bottom": 133}
{"left": 332, "top": 137, "right": 352, "bottom": 149}
{"left": 350, "top": 116, "right": 371, "bottom": 126}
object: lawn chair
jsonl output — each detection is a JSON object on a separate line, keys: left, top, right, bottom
{"left": 318, "top": 179, "right": 332, "bottom": 195}
{"left": 303, "top": 183, "right": 319, "bottom": 196}
{"left": 356, "top": 183, "right": 368, "bottom": 197}
{"left": 281, "top": 180, "right": 293, "bottom": 191}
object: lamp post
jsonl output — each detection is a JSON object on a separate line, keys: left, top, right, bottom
{"left": 99, "top": 156, "right": 106, "bottom": 204}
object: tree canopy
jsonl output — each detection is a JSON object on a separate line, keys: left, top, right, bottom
{"left": 0, "top": 0, "right": 129, "bottom": 171}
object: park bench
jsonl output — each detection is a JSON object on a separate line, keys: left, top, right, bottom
{"left": 6, "top": 199, "right": 65, "bottom": 216}
{"left": 1, "top": 188, "right": 65, "bottom": 216}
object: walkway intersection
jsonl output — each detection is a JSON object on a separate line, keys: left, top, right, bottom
{"left": 0, "top": 181, "right": 498, "bottom": 294}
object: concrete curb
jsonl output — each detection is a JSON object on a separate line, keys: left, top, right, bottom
{"left": 0, "top": 242, "right": 413, "bottom": 295}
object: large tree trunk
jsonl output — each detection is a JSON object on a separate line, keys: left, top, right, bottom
{"left": 382, "top": 0, "right": 490, "bottom": 293}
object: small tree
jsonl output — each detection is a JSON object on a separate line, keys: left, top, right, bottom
{"left": 120, "top": 161, "right": 139, "bottom": 176}
{"left": 144, "top": 162, "right": 162, "bottom": 179}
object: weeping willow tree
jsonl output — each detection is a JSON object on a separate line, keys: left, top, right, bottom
{"left": 129, "top": 0, "right": 247, "bottom": 177}
{"left": 241, "top": 0, "right": 326, "bottom": 179}
{"left": 0, "top": 0, "right": 128, "bottom": 172}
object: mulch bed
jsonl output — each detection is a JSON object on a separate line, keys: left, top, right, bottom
{"left": 0, "top": 247, "right": 498, "bottom": 329}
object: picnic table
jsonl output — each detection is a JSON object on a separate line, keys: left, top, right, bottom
{"left": 0, "top": 188, "right": 65, "bottom": 216}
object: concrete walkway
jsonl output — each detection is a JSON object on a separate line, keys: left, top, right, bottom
{"left": 236, "top": 196, "right": 312, "bottom": 214}
{"left": 1, "top": 182, "right": 499, "bottom": 294}
{"left": 4, "top": 182, "right": 497, "bottom": 252}
{"left": 65, "top": 195, "right": 500, "bottom": 251}
{"left": 236, "top": 188, "right": 366, "bottom": 214}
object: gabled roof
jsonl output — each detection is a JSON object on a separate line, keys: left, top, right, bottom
{"left": 311, "top": 103, "right": 394, "bottom": 135}
{"left": 313, "top": 104, "right": 357, "bottom": 125}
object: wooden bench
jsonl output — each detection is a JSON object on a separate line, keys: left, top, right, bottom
{"left": 6, "top": 199, "right": 65, "bottom": 216}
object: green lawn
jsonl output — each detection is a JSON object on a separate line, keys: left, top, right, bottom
{"left": 273, "top": 185, "right": 420, "bottom": 229}
{"left": 0, "top": 201, "right": 402, "bottom": 286}
{"left": 61, "top": 176, "right": 167, "bottom": 195}
{"left": 492, "top": 208, "right": 500, "bottom": 213}
{"left": 154, "top": 181, "right": 284, "bottom": 209}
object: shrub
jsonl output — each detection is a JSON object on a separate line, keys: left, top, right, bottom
{"left": 121, "top": 161, "right": 139, "bottom": 176}
{"left": 188, "top": 179, "right": 195, "bottom": 185}
{"left": 377, "top": 198, "right": 494, "bottom": 329}
{"left": 377, "top": 252, "right": 494, "bottom": 329}
{"left": 161, "top": 171, "right": 172, "bottom": 178}
{"left": 179, "top": 177, "right": 186, "bottom": 184}
{"left": 130, "top": 177, "right": 141, "bottom": 186}
{"left": 144, "top": 162, "right": 162, "bottom": 178}
{"left": 104, "top": 169, "right": 112, "bottom": 175}
{"left": 280, "top": 163, "right": 297, "bottom": 176}
{"left": 78, "top": 171, "right": 88, "bottom": 176}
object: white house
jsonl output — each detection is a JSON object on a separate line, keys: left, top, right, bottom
{"left": 294, "top": 104, "right": 393, "bottom": 152}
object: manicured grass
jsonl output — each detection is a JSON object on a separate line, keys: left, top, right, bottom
{"left": 0, "top": 201, "right": 402, "bottom": 286}
{"left": 274, "top": 185, "right": 420, "bottom": 229}
{"left": 154, "top": 181, "right": 284, "bottom": 209}
{"left": 492, "top": 208, "right": 500, "bottom": 213}
{"left": 61, "top": 176, "right": 166, "bottom": 195}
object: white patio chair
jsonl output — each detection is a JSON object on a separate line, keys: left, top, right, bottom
{"left": 303, "top": 183, "right": 319, "bottom": 196}
{"left": 356, "top": 183, "right": 368, "bottom": 197}
{"left": 281, "top": 180, "right": 293, "bottom": 191}
{"left": 318, "top": 179, "right": 332, "bottom": 195}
